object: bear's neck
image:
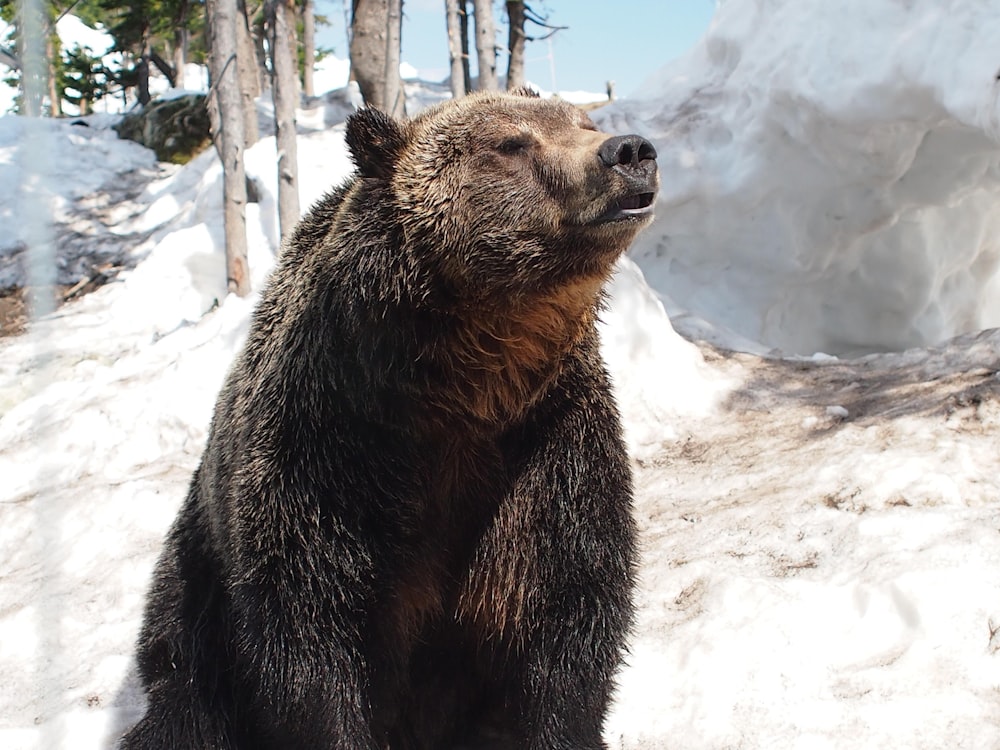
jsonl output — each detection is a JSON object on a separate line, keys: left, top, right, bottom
{"left": 420, "top": 274, "right": 606, "bottom": 427}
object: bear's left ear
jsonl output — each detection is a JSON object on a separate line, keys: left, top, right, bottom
{"left": 345, "top": 107, "right": 408, "bottom": 180}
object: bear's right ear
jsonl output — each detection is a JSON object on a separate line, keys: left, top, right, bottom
{"left": 345, "top": 108, "right": 408, "bottom": 180}
{"left": 509, "top": 85, "right": 541, "bottom": 99}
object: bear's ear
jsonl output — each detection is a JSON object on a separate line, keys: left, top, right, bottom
{"left": 508, "top": 85, "right": 540, "bottom": 99}
{"left": 345, "top": 107, "right": 408, "bottom": 180}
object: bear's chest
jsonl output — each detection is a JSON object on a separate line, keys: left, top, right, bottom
{"left": 381, "top": 431, "right": 514, "bottom": 639}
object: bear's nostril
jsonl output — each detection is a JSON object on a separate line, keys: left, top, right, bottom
{"left": 599, "top": 135, "right": 657, "bottom": 168}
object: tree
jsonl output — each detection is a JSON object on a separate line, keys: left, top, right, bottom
{"left": 265, "top": 0, "right": 300, "bottom": 241}
{"left": 2, "top": 0, "right": 211, "bottom": 114}
{"left": 96, "top": 0, "right": 213, "bottom": 103}
{"left": 61, "top": 43, "right": 111, "bottom": 114}
{"left": 0, "top": 0, "right": 60, "bottom": 115}
{"left": 236, "top": 0, "right": 260, "bottom": 144}
{"left": 349, "top": 0, "right": 403, "bottom": 114}
{"left": 206, "top": 0, "right": 251, "bottom": 296}
{"left": 504, "top": 0, "right": 524, "bottom": 90}
{"left": 471, "top": 0, "right": 496, "bottom": 90}
{"left": 444, "top": 0, "right": 466, "bottom": 99}
{"left": 301, "top": 0, "right": 315, "bottom": 96}
{"left": 457, "top": 0, "right": 471, "bottom": 93}
{"left": 171, "top": 0, "right": 191, "bottom": 85}
{"left": 100, "top": 1, "right": 163, "bottom": 104}
{"left": 382, "top": 0, "right": 403, "bottom": 117}
{"left": 504, "top": 3, "right": 564, "bottom": 92}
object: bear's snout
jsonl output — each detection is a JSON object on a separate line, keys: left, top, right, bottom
{"left": 598, "top": 134, "right": 657, "bottom": 170}
{"left": 596, "top": 134, "right": 658, "bottom": 220}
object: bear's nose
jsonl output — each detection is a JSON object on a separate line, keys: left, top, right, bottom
{"left": 598, "top": 134, "right": 657, "bottom": 169}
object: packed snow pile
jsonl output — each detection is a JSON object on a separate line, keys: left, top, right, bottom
{"left": 599, "top": 0, "right": 1000, "bottom": 356}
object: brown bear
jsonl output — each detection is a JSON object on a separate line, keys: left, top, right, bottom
{"left": 121, "top": 88, "right": 658, "bottom": 750}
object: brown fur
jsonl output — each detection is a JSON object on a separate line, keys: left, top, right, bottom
{"left": 424, "top": 274, "right": 607, "bottom": 425}
{"left": 122, "top": 90, "right": 658, "bottom": 750}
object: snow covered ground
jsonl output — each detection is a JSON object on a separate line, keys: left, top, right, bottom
{"left": 2, "top": 0, "right": 1000, "bottom": 748}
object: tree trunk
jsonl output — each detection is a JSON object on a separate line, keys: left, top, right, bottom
{"left": 472, "top": 0, "right": 497, "bottom": 90}
{"left": 173, "top": 0, "right": 190, "bottom": 87}
{"left": 458, "top": 0, "right": 472, "bottom": 94}
{"left": 350, "top": 0, "right": 388, "bottom": 110}
{"left": 150, "top": 49, "right": 177, "bottom": 86}
{"left": 207, "top": 0, "right": 251, "bottom": 297}
{"left": 237, "top": 0, "right": 260, "bottom": 145}
{"left": 505, "top": 0, "right": 525, "bottom": 90}
{"left": 251, "top": 14, "right": 271, "bottom": 93}
{"left": 383, "top": 0, "right": 404, "bottom": 117}
{"left": 46, "top": 35, "right": 62, "bottom": 116}
{"left": 173, "top": 28, "right": 188, "bottom": 86}
{"left": 444, "top": 0, "right": 466, "bottom": 98}
{"left": 266, "top": 0, "right": 301, "bottom": 242}
{"left": 137, "top": 53, "right": 151, "bottom": 105}
{"left": 15, "top": 0, "right": 43, "bottom": 115}
{"left": 302, "top": 0, "right": 316, "bottom": 97}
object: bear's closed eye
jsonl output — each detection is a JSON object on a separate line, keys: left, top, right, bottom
{"left": 496, "top": 136, "right": 534, "bottom": 154}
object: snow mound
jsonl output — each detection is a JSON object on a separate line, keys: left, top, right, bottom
{"left": 600, "top": 257, "right": 731, "bottom": 459}
{"left": 598, "top": 0, "right": 1000, "bottom": 356}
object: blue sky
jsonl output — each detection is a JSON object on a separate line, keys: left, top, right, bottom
{"left": 316, "top": 1, "right": 717, "bottom": 97}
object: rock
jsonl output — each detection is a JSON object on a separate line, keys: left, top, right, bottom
{"left": 114, "top": 94, "right": 212, "bottom": 164}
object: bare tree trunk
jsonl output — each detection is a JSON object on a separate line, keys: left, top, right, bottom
{"left": 383, "top": 0, "right": 404, "bottom": 117}
{"left": 351, "top": 0, "right": 402, "bottom": 112}
{"left": 505, "top": 0, "right": 525, "bottom": 90}
{"left": 302, "top": 0, "right": 316, "bottom": 97}
{"left": 250, "top": 13, "right": 270, "bottom": 93}
{"left": 173, "top": 0, "right": 190, "bottom": 87}
{"left": 16, "top": 0, "right": 44, "bottom": 116}
{"left": 350, "top": 0, "right": 388, "bottom": 110}
{"left": 472, "top": 0, "right": 497, "bottom": 90}
{"left": 266, "top": 0, "right": 301, "bottom": 242}
{"left": 458, "top": 0, "right": 472, "bottom": 94}
{"left": 237, "top": 0, "right": 260, "bottom": 145}
{"left": 207, "top": 0, "right": 251, "bottom": 297}
{"left": 444, "top": 0, "right": 466, "bottom": 98}
{"left": 150, "top": 49, "right": 178, "bottom": 85}
{"left": 173, "top": 29, "right": 188, "bottom": 86}
{"left": 137, "top": 52, "right": 151, "bottom": 105}
{"left": 46, "top": 35, "right": 62, "bottom": 116}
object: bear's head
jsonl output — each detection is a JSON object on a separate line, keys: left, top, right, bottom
{"left": 344, "top": 89, "right": 658, "bottom": 303}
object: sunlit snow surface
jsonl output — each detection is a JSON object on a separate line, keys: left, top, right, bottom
{"left": 2, "top": 1, "right": 1000, "bottom": 748}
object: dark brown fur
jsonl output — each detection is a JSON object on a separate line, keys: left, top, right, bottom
{"left": 122, "top": 90, "right": 658, "bottom": 750}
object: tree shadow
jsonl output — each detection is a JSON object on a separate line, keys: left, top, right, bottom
{"left": 0, "top": 163, "right": 164, "bottom": 337}
{"left": 710, "top": 327, "right": 1000, "bottom": 435}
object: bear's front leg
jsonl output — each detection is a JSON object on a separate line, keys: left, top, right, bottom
{"left": 226, "top": 480, "right": 383, "bottom": 750}
{"left": 462, "top": 349, "right": 637, "bottom": 750}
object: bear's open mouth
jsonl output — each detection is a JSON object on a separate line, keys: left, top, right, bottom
{"left": 595, "top": 191, "right": 656, "bottom": 223}
{"left": 617, "top": 193, "right": 656, "bottom": 212}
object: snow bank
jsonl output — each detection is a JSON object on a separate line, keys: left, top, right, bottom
{"left": 600, "top": 257, "right": 730, "bottom": 458}
{"left": 598, "top": 0, "right": 1000, "bottom": 356}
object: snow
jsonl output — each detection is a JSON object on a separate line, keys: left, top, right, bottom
{"left": 2, "top": 1, "right": 1000, "bottom": 748}
{"left": 597, "top": 0, "right": 1000, "bottom": 357}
